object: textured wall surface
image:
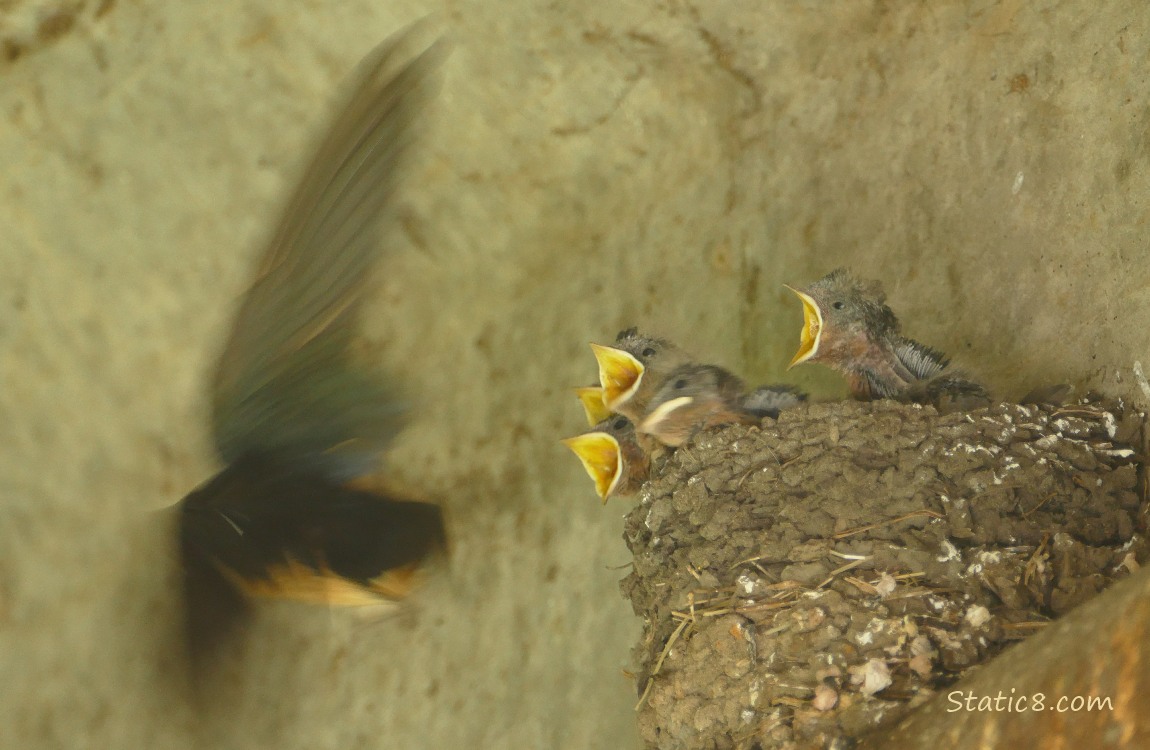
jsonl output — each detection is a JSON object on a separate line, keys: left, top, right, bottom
{"left": 1, "top": 1, "right": 1148, "bottom": 748}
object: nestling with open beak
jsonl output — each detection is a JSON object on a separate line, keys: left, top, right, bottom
{"left": 785, "top": 269, "right": 990, "bottom": 411}
{"left": 178, "top": 26, "right": 449, "bottom": 658}
{"left": 590, "top": 328, "right": 692, "bottom": 422}
{"left": 638, "top": 364, "right": 806, "bottom": 447}
{"left": 562, "top": 415, "right": 652, "bottom": 503}
{"left": 573, "top": 385, "right": 613, "bottom": 427}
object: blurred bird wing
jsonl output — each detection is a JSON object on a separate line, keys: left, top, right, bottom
{"left": 209, "top": 25, "right": 446, "bottom": 479}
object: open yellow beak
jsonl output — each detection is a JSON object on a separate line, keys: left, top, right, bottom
{"left": 561, "top": 432, "right": 622, "bottom": 503}
{"left": 590, "top": 343, "right": 644, "bottom": 409}
{"left": 784, "top": 285, "right": 823, "bottom": 369}
{"left": 574, "top": 386, "right": 612, "bottom": 426}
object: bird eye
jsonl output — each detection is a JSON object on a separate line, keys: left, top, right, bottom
{"left": 832, "top": 301, "right": 845, "bottom": 310}
{"left": 612, "top": 416, "right": 627, "bottom": 430}
{"left": 673, "top": 378, "right": 688, "bottom": 390}
{"left": 642, "top": 347, "right": 656, "bottom": 357}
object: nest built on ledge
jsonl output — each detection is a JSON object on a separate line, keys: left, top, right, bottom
{"left": 620, "top": 397, "right": 1147, "bottom": 750}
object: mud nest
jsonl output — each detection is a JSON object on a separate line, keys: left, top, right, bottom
{"left": 620, "top": 397, "right": 1147, "bottom": 750}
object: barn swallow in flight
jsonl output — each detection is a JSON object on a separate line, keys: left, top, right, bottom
{"left": 574, "top": 385, "right": 612, "bottom": 426}
{"left": 561, "top": 415, "right": 651, "bottom": 503}
{"left": 638, "top": 364, "right": 806, "bottom": 447}
{"left": 178, "top": 26, "right": 448, "bottom": 654}
{"left": 785, "top": 269, "right": 990, "bottom": 411}
{"left": 590, "top": 328, "right": 692, "bottom": 421}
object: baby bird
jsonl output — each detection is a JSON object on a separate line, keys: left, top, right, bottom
{"left": 179, "top": 26, "right": 448, "bottom": 657}
{"left": 562, "top": 415, "right": 651, "bottom": 503}
{"left": 638, "top": 364, "right": 806, "bottom": 447}
{"left": 573, "top": 385, "right": 613, "bottom": 427}
{"left": 786, "top": 269, "right": 990, "bottom": 411}
{"left": 590, "top": 328, "right": 692, "bottom": 422}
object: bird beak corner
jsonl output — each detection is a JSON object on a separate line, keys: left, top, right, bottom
{"left": 638, "top": 396, "right": 695, "bottom": 437}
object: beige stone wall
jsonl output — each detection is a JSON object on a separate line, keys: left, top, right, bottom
{"left": 2, "top": 1, "right": 1147, "bottom": 748}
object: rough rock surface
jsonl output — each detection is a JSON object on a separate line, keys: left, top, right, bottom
{"left": 621, "top": 398, "right": 1146, "bottom": 750}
